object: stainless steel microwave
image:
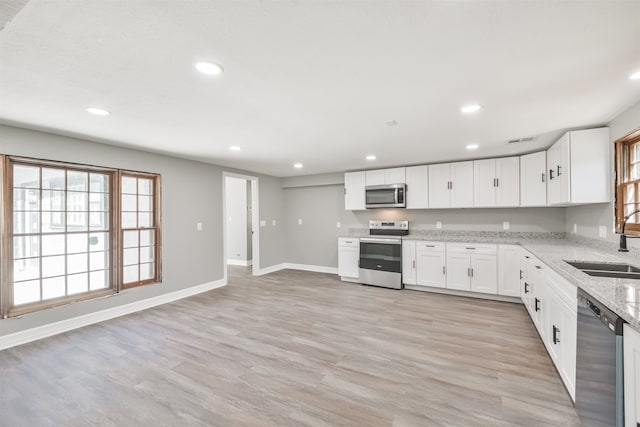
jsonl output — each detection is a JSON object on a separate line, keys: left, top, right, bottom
{"left": 365, "top": 184, "right": 406, "bottom": 208}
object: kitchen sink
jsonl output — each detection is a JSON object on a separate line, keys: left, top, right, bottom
{"left": 565, "top": 261, "right": 640, "bottom": 279}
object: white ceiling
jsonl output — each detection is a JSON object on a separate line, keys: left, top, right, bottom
{"left": 1, "top": 1, "right": 639, "bottom": 177}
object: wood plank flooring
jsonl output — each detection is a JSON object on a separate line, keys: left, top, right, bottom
{"left": 0, "top": 267, "right": 580, "bottom": 426}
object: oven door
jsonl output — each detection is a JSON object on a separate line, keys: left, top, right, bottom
{"left": 365, "top": 184, "right": 406, "bottom": 208}
{"left": 359, "top": 237, "right": 402, "bottom": 273}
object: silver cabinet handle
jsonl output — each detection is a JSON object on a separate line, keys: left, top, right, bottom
{"left": 467, "top": 268, "right": 471, "bottom": 277}
{"left": 470, "top": 268, "right": 474, "bottom": 277}
{"left": 412, "top": 260, "right": 416, "bottom": 269}
{"left": 541, "top": 173, "right": 545, "bottom": 183}
{"left": 442, "top": 266, "right": 446, "bottom": 275}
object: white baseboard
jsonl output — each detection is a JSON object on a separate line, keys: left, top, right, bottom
{"left": 0, "top": 278, "right": 227, "bottom": 351}
{"left": 255, "top": 263, "right": 286, "bottom": 276}
{"left": 404, "top": 285, "right": 523, "bottom": 303}
{"left": 227, "top": 259, "right": 253, "bottom": 266}
{"left": 284, "top": 263, "right": 338, "bottom": 274}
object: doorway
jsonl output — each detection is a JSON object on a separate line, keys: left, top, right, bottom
{"left": 223, "top": 172, "right": 259, "bottom": 280}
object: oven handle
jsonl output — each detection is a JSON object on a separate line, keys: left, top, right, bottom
{"left": 360, "top": 237, "right": 403, "bottom": 245}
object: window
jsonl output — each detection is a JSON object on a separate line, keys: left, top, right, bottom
{"left": 615, "top": 129, "right": 640, "bottom": 235}
{"left": 1, "top": 157, "right": 161, "bottom": 317}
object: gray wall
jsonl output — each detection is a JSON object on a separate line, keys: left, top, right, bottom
{"left": 565, "top": 100, "right": 640, "bottom": 250}
{"left": 0, "top": 124, "right": 285, "bottom": 337}
{"left": 283, "top": 183, "right": 566, "bottom": 268}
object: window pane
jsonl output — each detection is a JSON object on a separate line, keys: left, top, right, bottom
{"left": 14, "top": 279, "right": 40, "bottom": 305}
{"left": 13, "top": 188, "right": 40, "bottom": 211}
{"left": 67, "top": 171, "right": 88, "bottom": 191}
{"left": 625, "top": 204, "right": 640, "bottom": 223}
{"left": 121, "top": 194, "right": 137, "bottom": 211}
{"left": 140, "top": 246, "right": 155, "bottom": 263}
{"left": 14, "top": 258, "right": 40, "bottom": 282}
{"left": 123, "top": 248, "right": 139, "bottom": 266}
{"left": 42, "top": 190, "right": 65, "bottom": 211}
{"left": 67, "top": 253, "right": 88, "bottom": 274}
{"left": 89, "top": 232, "right": 108, "bottom": 252}
{"left": 42, "top": 234, "right": 65, "bottom": 256}
{"left": 67, "top": 273, "right": 88, "bottom": 295}
{"left": 123, "top": 265, "right": 138, "bottom": 284}
{"left": 123, "top": 231, "right": 138, "bottom": 248}
{"left": 140, "top": 263, "right": 155, "bottom": 281}
{"left": 90, "top": 270, "right": 109, "bottom": 290}
{"left": 42, "top": 168, "right": 65, "bottom": 190}
{"left": 138, "top": 195, "right": 152, "bottom": 212}
{"left": 42, "top": 276, "right": 66, "bottom": 300}
{"left": 140, "top": 230, "right": 154, "bottom": 246}
{"left": 138, "top": 178, "right": 152, "bottom": 195}
{"left": 13, "top": 211, "right": 39, "bottom": 234}
{"left": 13, "top": 236, "right": 39, "bottom": 259}
{"left": 89, "top": 193, "right": 108, "bottom": 211}
{"left": 67, "top": 192, "right": 87, "bottom": 211}
{"left": 122, "top": 212, "right": 137, "bottom": 229}
{"left": 67, "top": 233, "right": 88, "bottom": 254}
{"left": 89, "top": 174, "right": 109, "bottom": 193}
{"left": 138, "top": 212, "right": 152, "bottom": 228}
{"left": 122, "top": 177, "right": 137, "bottom": 194}
{"left": 67, "top": 212, "right": 88, "bottom": 232}
{"left": 14, "top": 165, "right": 40, "bottom": 188}
{"left": 89, "top": 212, "right": 109, "bottom": 231}
{"left": 42, "top": 212, "right": 65, "bottom": 233}
{"left": 42, "top": 255, "right": 66, "bottom": 278}
{"left": 90, "top": 251, "right": 108, "bottom": 271}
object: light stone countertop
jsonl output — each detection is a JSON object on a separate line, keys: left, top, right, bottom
{"left": 337, "top": 229, "right": 640, "bottom": 332}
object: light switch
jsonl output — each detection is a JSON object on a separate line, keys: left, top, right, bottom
{"left": 503, "top": 221, "right": 510, "bottom": 231}
{"left": 260, "top": 220, "right": 266, "bottom": 227}
{"left": 337, "top": 221, "right": 341, "bottom": 228}
{"left": 436, "top": 221, "right": 442, "bottom": 229}
{"left": 298, "top": 218, "right": 303, "bottom": 225}
{"left": 272, "top": 219, "right": 276, "bottom": 227}
{"left": 196, "top": 222, "right": 203, "bottom": 231}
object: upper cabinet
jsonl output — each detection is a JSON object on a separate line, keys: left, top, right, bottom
{"left": 405, "top": 165, "right": 428, "bottom": 209}
{"left": 365, "top": 167, "right": 406, "bottom": 186}
{"left": 428, "top": 161, "right": 474, "bottom": 208}
{"left": 546, "top": 128, "right": 610, "bottom": 206}
{"left": 344, "top": 171, "right": 366, "bottom": 210}
{"left": 473, "top": 157, "right": 520, "bottom": 207}
{"left": 520, "top": 151, "right": 547, "bottom": 206}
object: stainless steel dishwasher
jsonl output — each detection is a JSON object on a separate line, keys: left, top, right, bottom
{"left": 575, "top": 289, "right": 625, "bottom": 427}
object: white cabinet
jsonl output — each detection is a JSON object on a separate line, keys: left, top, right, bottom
{"left": 520, "top": 151, "right": 547, "bottom": 206}
{"left": 498, "top": 245, "right": 521, "bottom": 297}
{"left": 546, "top": 127, "right": 610, "bottom": 206}
{"left": 365, "top": 167, "right": 406, "bottom": 185}
{"left": 344, "top": 172, "right": 366, "bottom": 210}
{"left": 473, "top": 157, "right": 520, "bottom": 207}
{"left": 428, "top": 161, "right": 474, "bottom": 208}
{"left": 415, "top": 241, "right": 446, "bottom": 288}
{"left": 402, "top": 240, "right": 417, "bottom": 285}
{"left": 624, "top": 324, "right": 640, "bottom": 427}
{"left": 405, "top": 165, "right": 428, "bottom": 209}
{"left": 338, "top": 238, "right": 359, "bottom": 280}
{"left": 446, "top": 244, "right": 497, "bottom": 294}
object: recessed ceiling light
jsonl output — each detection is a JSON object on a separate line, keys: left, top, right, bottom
{"left": 229, "top": 146, "right": 241, "bottom": 151}
{"left": 293, "top": 163, "right": 303, "bottom": 169}
{"left": 466, "top": 144, "right": 479, "bottom": 150}
{"left": 195, "top": 62, "right": 223, "bottom": 75}
{"left": 87, "top": 107, "right": 109, "bottom": 116}
{"left": 630, "top": 71, "right": 640, "bottom": 80}
{"left": 366, "top": 155, "right": 377, "bottom": 161}
{"left": 461, "top": 104, "right": 482, "bottom": 113}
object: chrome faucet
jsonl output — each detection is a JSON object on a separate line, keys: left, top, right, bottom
{"left": 619, "top": 209, "right": 640, "bottom": 252}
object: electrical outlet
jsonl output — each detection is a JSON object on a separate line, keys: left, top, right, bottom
{"left": 298, "top": 218, "right": 303, "bottom": 225}
{"left": 573, "top": 224, "right": 577, "bottom": 233}
{"left": 599, "top": 225, "right": 607, "bottom": 238}
{"left": 260, "top": 220, "right": 266, "bottom": 227}
{"left": 436, "top": 221, "right": 442, "bottom": 229}
{"left": 503, "top": 221, "right": 510, "bottom": 231}
{"left": 272, "top": 219, "right": 277, "bottom": 227}
{"left": 196, "top": 222, "right": 203, "bottom": 231}
{"left": 336, "top": 221, "right": 341, "bottom": 228}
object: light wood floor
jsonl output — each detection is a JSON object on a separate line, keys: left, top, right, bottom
{"left": 0, "top": 267, "right": 579, "bottom": 426}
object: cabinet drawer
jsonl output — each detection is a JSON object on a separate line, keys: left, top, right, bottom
{"left": 416, "top": 241, "right": 445, "bottom": 252}
{"left": 545, "top": 267, "right": 577, "bottom": 309}
{"left": 447, "top": 243, "right": 497, "bottom": 255}
{"left": 338, "top": 238, "right": 360, "bottom": 248}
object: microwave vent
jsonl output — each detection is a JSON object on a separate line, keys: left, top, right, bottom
{"left": 508, "top": 136, "right": 535, "bottom": 144}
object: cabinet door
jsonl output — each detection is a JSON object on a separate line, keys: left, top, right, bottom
{"left": 450, "top": 161, "right": 474, "bottom": 208}
{"left": 405, "top": 165, "right": 428, "bottom": 209}
{"left": 416, "top": 250, "right": 446, "bottom": 288}
{"left": 473, "top": 159, "right": 497, "bottom": 207}
{"left": 470, "top": 254, "right": 498, "bottom": 294}
{"left": 546, "top": 143, "right": 560, "bottom": 205}
{"left": 446, "top": 253, "right": 470, "bottom": 291}
{"left": 520, "top": 151, "right": 547, "bottom": 206}
{"left": 428, "top": 163, "right": 451, "bottom": 208}
{"left": 384, "top": 167, "right": 406, "bottom": 184}
{"left": 365, "top": 169, "right": 386, "bottom": 186}
{"left": 344, "top": 172, "right": 366, "bottom": 210}
{"left": 496, "top": 157, "right": 520, "bottom": 207}
{"left": 498, "top": 245, "right": 521, "bottom": 297}
{"left": 402, "top": 241, "right": 417, "bottom": 285}
{"left": 530, "top": 263, "right": 546, "bottom": 340}
{"left": 624, "top": 324, "right": 640, "bottom": 427}
{"left": 338, "top": 246, "right": 359, "bottom": 278}
{"left": 557, "top": 134, "right": 571, "bottom": 204}
{"left": 546, "top": 289, "right": 562, "bottom": 364}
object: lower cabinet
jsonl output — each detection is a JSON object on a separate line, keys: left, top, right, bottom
{"left": 402, "top": 240, "right": 417, "bottom": 285}
{"left": 624, "top": 324, "right": 640, "bottom": 427}
{"left": 498, "top": 245, "right": 521, "bottom": 297}
{"left": 416, "top": 242, "right": 446, "bottom": 288}
{"left": 446, "top": 243, "right": 497, "bottom": 294}
{"left": 338, "top": 238, "right": 359, "bottom": 280}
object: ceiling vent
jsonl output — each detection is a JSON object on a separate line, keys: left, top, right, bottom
{"left": 507, "top": 136, "right": 535, "bottom": 144}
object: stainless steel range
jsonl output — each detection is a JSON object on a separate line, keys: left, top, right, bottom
{"left": 359, "top": 221, "right": 408, "bottom": 290}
